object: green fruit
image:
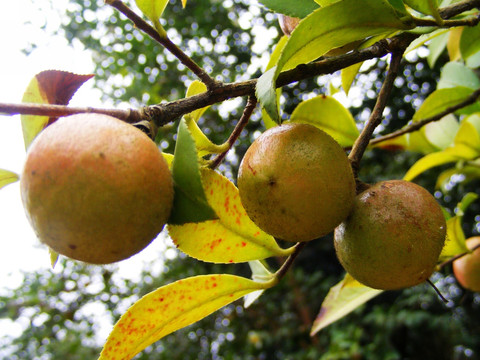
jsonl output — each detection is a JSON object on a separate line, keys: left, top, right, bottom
{"left": 334, "top": 180, "right": 446, "bottom": 290}
{"left": 20, "top": 113, "right": 174, "bottom": 264}
{"left": 237, "top": 122, "right": 355, "bottom": 242}
{"left": 453, "top": 237, "right": 480, "bottom": 292}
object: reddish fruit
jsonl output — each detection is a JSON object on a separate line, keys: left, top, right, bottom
{"left": 334, "top": 180, "right": 446, "bottom": 290}
{"left": 453, "top": 237, "right": 480, "bottom": 292}
{"left": 237, "top": 123, "right": 355, "bottom": 242}
{"left": 20, "top": 113, "right": 174, "bottom": 264}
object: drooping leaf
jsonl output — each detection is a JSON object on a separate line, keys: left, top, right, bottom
{"left": 0, "top": 169, "right": 19, "bottom": 190}
{"left": 261, "top": 36, "right": 289, "bottom": 129}
{"left": 257, "top": 0, "right": 319, "bottom": 18}
{"left": 21, "top": 70, "right": 93, "bottom": 149}
{"left": 457, "top": 192, "right": 479, "bottom": 215}
{"left": 169, "top": 118, "right": 217, "bottom": 224}
{"left": 99, "top": 275, "right": 269, "bottom": 360}
{"left": 404, "top": 145, "right": 479, "bottom": 181}
{"left": 185, "top": 80, "right": 209, "bottom": 123}
{"left": 460, "top": 22, "right": 480, "bottom": 60}
{"left": 244, "top": 260, "right": 275, "bottom": 308}
{"left": 447, "top": 27, "right": 463, "bottom": 62}
{"left": 289, "top": 95, "right": 359, "bottom": 147}
{"left": 168, "top": 168, "right": 293, "bottom": 263}
{"left": 439, "top": 216, "right": 469, "bottom": 261}
{"left": 257, "top": 0, "right": 414, "bottom": 121}
{"left": 310, "top": 273, "right": 382, "bottom": 335}
{"left": 341, "top": 63, "right": 363, "bottom": 95}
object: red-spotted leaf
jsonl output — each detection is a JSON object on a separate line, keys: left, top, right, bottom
{"left": 21, "top": 70, "right": 93, "bottom": 149}
{"left": 168, "top": 168, "right": 293, "bottom": 263}
{"left": 0, "top": 169, "right": 19, "bottom": 190}
{"left": 311, "top": 273, "right": 382, "bottom": 335}
{"left": 99, "top": 274, "right": 269, "bottom": 360}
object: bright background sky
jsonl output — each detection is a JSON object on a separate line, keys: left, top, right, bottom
{"left": 0, "top": 0, "right": 174, "bottom": 297}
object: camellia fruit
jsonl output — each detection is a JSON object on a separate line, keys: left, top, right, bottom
{"left": 237, "top": 122, "right": 356, "bottom": 242}
{"left": 334, "top": 180, "right": 446, "bottom": 290}
{"left": 453, "top": 237, "right": 480, "bottom": 292}
{"left": 20, "top": 113, "right": 174, "bottom": 264}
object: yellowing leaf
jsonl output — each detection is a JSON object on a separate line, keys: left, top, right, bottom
{"left": 0, "top": 169, "right": 19, "bottom": 190}
{"left": 341, "top": 63, "right": 362, "bottom": 95}
{"left": 185, "top": 80, "right": 209, "bottom": 123}
{"left": 404, "top": 145, "right": 479, "bottom": 181}
{"left": 135, "top": 0, "right": 168, "bottom": 23}
{"left": 99, "top": 274, "right": 268, "bottom": 360}
{"left": 289, "top": 95, "right": 359, "bottom": 147}
{"left": 257, "top": 0, "right": 413, "bottom": 121}
{"left": 168, "top": 169, "right": 293, "bottom": 263}
{"left": 447, "top": 27, "right": 463, "bottom": 62}
{"left": 439, "top": 216, "right": 469, "bottom": 262}
{"left": 186, "top": 118, "right": 229, "bottom": 157}
{"left": 21, "top": 70, "right": 93, "bottom": 149}
{"left": 311, "top": 273, "right": 382, "bottom": 335}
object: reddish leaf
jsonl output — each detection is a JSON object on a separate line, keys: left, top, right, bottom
{"left": 21, "top": 70, "right": 93, "bottom": 148}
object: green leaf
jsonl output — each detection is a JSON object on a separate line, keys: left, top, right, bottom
{"left": 168, "top": 169, "right": 293, "bottom": 263}
{"left": 438, "top": 62, "right": 480, "bottom": 90}
{"left": 460, "top": 23, "right": 480, "bottom": 60}
{"left": 427, "top": 30, "right": 449, "bottom": 68}
{"left": 258, "top": 0, "right": 319, "bottom": 18}
{"left": 257, "top": 0, "right": 414, "bottom": 121}
{"left": 405, "top": 0, "right": 440, "bottom": 18}
{"left": 289, "top": 95, "right": 359, "bottom": 147}
{"left": 457, "top": 192, "right": 479, "bottom": 215}
{"left": 99, "top": 275, "right": 269, "bottom": 360}
{"left": 169, "top": 118, "right": 217, "bottom": 224}
{"left": 21, "top": 70, "right": 94, "bottom": 149}
{"left": 341, "top": 63, "right": 363, "bottom": 95}
{"left": 0, "top": 169, "right": 19, "bottom": 190}
{"left": 135, "top": 0, "right": 169, "bottom": 23}
{"left": 310, "top": 273, "right": 382, "bottom": 335}
{"left": 261, "top": 36, "right": 289, "bottom": 129}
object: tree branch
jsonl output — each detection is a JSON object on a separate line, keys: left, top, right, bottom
{"left": 106, "top": 0, "right": 219, "bottom": 89}
{"left": 348, "top": 50, "right": 404, "bottom": 179}
{"left": 370, "top": 87, "right": 480, "bottom": 147}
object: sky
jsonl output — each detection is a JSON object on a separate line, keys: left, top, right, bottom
{"left": 0, "top": 0, "right": 175, "bottom": 295}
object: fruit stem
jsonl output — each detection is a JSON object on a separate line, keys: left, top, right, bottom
{"left": 437, "top": 243, "right": 480, "bottom": 269}
{"left": 272, "top": 242, "right": 307, "bottom": 285}
{"left": 426, "top": 279, "right": 450, "bottom": 304}
{"left": 209, "top": 96, "right": 257, "bottom": 169}
{"left": 348, "top": 50, "right": 404, "bottom": 178}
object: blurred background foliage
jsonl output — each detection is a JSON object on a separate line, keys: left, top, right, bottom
{"left": 2, "top": 0, "right": 480, "bottom": 359}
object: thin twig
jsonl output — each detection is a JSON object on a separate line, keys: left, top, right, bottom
{"left": 106, "top": 0, "right": 219, "bottom": 89}
{"left": 348, "top": 50, "right": 404, "bottom": 179}
{"left": 274, "top": 242, "right": 307, "bottom": 282}
{"left": 426, "top": 279, "right": 450, "bottom": 303}
{"left": 0, "top": 102, "right": 142, "bottom": 123}
{"left": 414, "top": 13, "right": 480, "bottom": 28}
{"left": 209, "top": 96, "right": 257, "bottom": 169}
{"left": 370, "top": 88, "right": 480, "bottom": 146}
{"left": 438, "top": 243, "right": 480, "bottom": 269}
